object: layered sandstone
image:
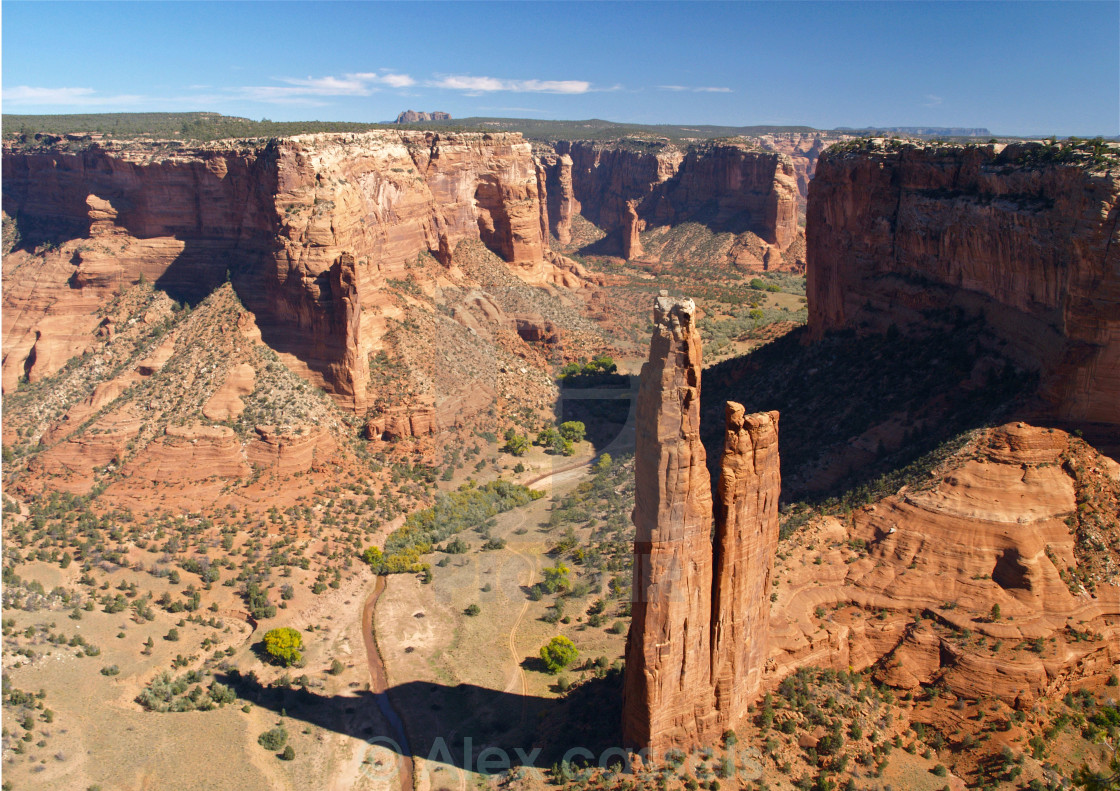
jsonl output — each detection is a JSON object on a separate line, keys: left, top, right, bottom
{"left": 624, "top": 296, "right": 781, "bottom": 756}
{"left": 535, "top": 152, "right": 579, "bottom": 245}
{"left": 555, "top": 140, "right": 800, "bottom": 267}
{"left": 768, "top": 423, "right": 1120, "bottom": 707}
{"left": 2, "top": 132, "right": 582, "bottom": 417}
{"left": 710, "top": 406, "right": 781, "bottom": 727}
{"left": 624, "top": 297, "right": 717, "bottom": 751}
{"left": 806, "top": 140, "right": 1120, "bottom": 428}
{"left": 752, "top": 133, "right": 847, "bottom": 205}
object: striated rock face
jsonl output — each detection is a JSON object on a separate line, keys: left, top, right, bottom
{"left": 625, "top": 296, "right": 781, "bottom": 756}
{"left": 710, "top": 406, "right": 781, "bottom": 729}
{"left": 556, "top": 140, "right": 800, "bottom": 265}
{"left": 625, "top": 296, "right": 716, "bottom": 752}
{"left": 2, "top": 131, "right": 580, "bottom": 413}
{"left": 752, "top": 133, "right": 846, "bottom": 206}
{"left": 535, "top": 152, "right": 579, "bottom": 245}
{"left": 806, "top": 140, "right": 1120, "bottom": 428}
{"left": 767, "top": 422, "right": 1120, "bottom": 706}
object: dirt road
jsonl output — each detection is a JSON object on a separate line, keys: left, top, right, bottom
{"left": 362, "top": 577, "right": 415, "bottom": 791}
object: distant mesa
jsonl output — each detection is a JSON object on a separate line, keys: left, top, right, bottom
{"left": 395, "top": 110, "right": 451, "bottom": 124}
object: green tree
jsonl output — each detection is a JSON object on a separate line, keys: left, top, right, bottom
{"left": 464, "top": 604, "right": 481, "bottom": 616}
{"left": 540, "top": 636, "right": 579, "bottom": 674}
{"left": 593, "top": 453, "right": 612, "bottom": 473}
{"left": 542, "top": 562, "right": 570, "bottom": 593}
{"left": 503, "top": 433, "right": 530, "bottom": 456}
{"left": 263, "top": 627, "right": 303, "bottom": 666}
{"left": 558, "top": 421, "right": 586, "bottom": 443}
{"left": 536, "top": 427, "right": 560, "bottom": 447}
{"left": 362, "top": 546, "right": 384, "bottom": 573}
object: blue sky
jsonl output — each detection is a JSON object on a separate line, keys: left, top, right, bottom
{"left": 3, "top": 1, "right": 1117, "bottom": 136}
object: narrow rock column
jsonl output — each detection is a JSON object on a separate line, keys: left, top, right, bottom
{"left": 710, "top": 405, "right": 781, "bottom": 727}
{"left": 624, "top": 295, "right": 782, "bottom": 757}
{"left": 623, "top": 296, "right": 715, "bottom": 754}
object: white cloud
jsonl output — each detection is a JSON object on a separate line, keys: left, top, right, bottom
{"left": 225, "top": 71, "right": 417, "bottom": 103}
{"left": 379, "top": 73, "right": 416, "bottom": 89}
{"left": 428, "top": 74, "right": 593, "bottom": 94}
{"left": 3, "top": 86, "right": 144, "bottom": 106}
{"left": 348, "top": 72, "right": 417, "bottom": 89}
{"left": 657, "top": 85, "right": 732, "bottom": 93}
{"left": 924, "top": 94, "right": 944, "bottom": 107}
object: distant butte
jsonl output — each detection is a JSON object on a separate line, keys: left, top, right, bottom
{"left": 394, "top": 110, "right": 451, "bottom": 123}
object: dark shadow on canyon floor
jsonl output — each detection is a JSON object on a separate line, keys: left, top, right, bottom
{"left": 216, "top": 669, "right": 625, "bottom": 771}
{"left": 699, "top": 314, "right": 1037, "bottom": 506}
{"left": 556, "top": 373, "right": 636, "bottom": 456}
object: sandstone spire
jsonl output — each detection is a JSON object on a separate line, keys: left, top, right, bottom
{"left": 624, "top": 295, "right": 781, "bottom": 757}
{"left": 623, "top": 296, "right": 715, "bottom": 751}
{"left": 710, "top": 405, "right": 781, "bottom": 728}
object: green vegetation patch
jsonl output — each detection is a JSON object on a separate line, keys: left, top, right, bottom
{"left": 362, "top": 480, "right": 543, "bottom": 574}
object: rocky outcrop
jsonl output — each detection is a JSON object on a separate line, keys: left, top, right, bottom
{"left": 246, "top": 424, "right": 336, "bottom": 474}
{"left": 2, "top": 132, "right": 578, "bottom": 415}
{"left": 556, "top": 140, "right": 800, "bottom": 266}
{"left": 806, "top": 140, "right": 1120, "bottom": 428}
{"left": 202, "top": 363, "right": 256, "bottom": 421}
{"left": 767, "top": 422, "right": 1120, "bottom": 706}
{"left": 394, "top": 111, "right": 451, "bottom": 124}
{"left": 751, "top": 133, "right": 845, "bottom": 205}
{"left": 624, "top": 296, "right": 781, "bottom": 756}
{"left": 535, "top": 152, "right": 579, "bottom": 245}
{"left": 125, "top": 424, "right": 251, "bottom": 482}
{"left": 710, "top": 406, "right": 781, "bottom": 728}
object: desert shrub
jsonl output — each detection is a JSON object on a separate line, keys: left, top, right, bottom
{"left": 258, "top": 726, "right": 288, "bottom": 751}
{"left": 365, "top": 480, "right": 541, "bottom": 574}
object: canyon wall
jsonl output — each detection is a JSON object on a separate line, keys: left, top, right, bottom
{"left": 624, "top": 296, "right": 781, "bottom": 756}
{"left": 806, "top": 140, "right": 1120, "bottom": 428}
{"left": 3, "top": 132, "right": 583, "bottom": 412}
{"left": 554, "top": 140, "right": 801, "bottom": 268}
{"left": 752, "top": 132, "right": 843, "bottom": 205}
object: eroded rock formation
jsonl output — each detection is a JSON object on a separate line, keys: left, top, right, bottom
{"left": 555, "top": 140, "right": 801, "bottom": 268}
{"left": 2, "top": 131, "right": 588, "bottom": 414}
{"left": 394, "top": 110, "right": 451, "bottom": 124}
{"left": 767, "top": 422, "right": 1120, "bottom": 707}
{"left": 624, "top": 296, "right": 781, "bottom": 756}
{"left": 806, "top": 140, "right": 1120, "bottom": 429}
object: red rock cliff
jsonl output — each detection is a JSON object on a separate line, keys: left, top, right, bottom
{"left": 625, "top": 296, "right": 781, "bottom": 756}
{"left": 806, "top": 140, "right": 1120, "bottom": 428}
{"left": 2, "top": 131, "right": 568, "bottom": 408}
{"left": 555, "top": 140, "right": 799, "bottom": 263}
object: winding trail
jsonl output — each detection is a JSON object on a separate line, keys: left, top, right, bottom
{"left": 502, "top": 510, "right": 539, "bottom": 719}
{"left": 362, "top": 576, "right": 416, "bottom": 791}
